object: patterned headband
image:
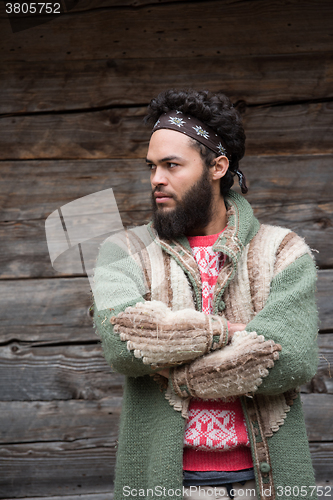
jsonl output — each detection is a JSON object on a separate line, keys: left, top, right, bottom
{"left": 152, "top": 110, "right": 248, "bottom": 194}
{"left": 152, "top": 110, "right": 231, "bottom": 159}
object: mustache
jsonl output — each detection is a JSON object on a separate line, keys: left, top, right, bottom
{"left": 153, "top": 187, "right": 175, "bottom": 198}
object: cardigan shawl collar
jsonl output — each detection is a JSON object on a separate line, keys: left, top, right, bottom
{"left": 147, "top": 190, "right": 260, "bottom": 314}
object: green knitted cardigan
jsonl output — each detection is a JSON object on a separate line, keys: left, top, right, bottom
{"left": 94, "top": 191, "right": 318, "bottom": 500}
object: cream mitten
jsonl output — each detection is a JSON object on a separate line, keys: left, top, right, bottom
{"left": 110, "top": 300, "right": 228, "bottom": 366}
{"left": 171, "top": 330, "right": 282, "bottom": 398}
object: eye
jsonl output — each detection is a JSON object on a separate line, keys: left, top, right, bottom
{"left": 167, "top": 162, "right": 178, "bottom": 168}
{"left": 146, "top": 163, "right": 156, "bottom": 170}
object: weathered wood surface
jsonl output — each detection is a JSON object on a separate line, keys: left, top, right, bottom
{"left": 1, "top": 394, "right": 331, "bottom": 444}
{"left": 0, "top": 442, "right": 331, "bottom": 498}
{"left": 0, "top": 343, "right": 124, "bottom": 401}
{"left": 1, "top": 156, "right": 332, "bottom": 221}
{"left": 1, "top": 334, "right": 332, "bottom": 402}
{"left": 0, "top": 439, "right": 115, "bottom": 498}
{"left": 1, "top": 1, "right": 332, "bottom": 60}
{"left": 1, "top": 398, "right": 122, "bottom": 443}
{"left": 301, "top": 394, "right": 333, "bottom": 442}
{"left": 0, "top": 396, "right": 332, "bottom": 497}
{"left": 309, "top": 443, "right": 333, "bottom": 483}
{"left": 1, "top": 54, "right": 333, "bottom": 114}
{"left": 0, "top": 278, "right": 93, "bottom": 343}
{"left": 0, "top": 272, "right": 332, "bottom": 342}
{"left": 2, "top": 201, "right": 332, "bottom": 278}
{"left": 1, "top": 102, "right": 333, "bottom": 159}
{"left": 1, "top": 155, "right": 332, "bottom": 276}
{"left": 2, "top": 495, "right": 114, "bottom": 500}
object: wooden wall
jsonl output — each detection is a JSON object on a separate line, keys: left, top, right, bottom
{"left": 1, "top": 0, "right": 333, "bottom": 498}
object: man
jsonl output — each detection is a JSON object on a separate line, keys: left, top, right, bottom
{"left": 93, "top": 90, "right": 318, "bottom": 500}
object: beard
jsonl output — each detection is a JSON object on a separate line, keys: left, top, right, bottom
{"left": 151, "top": 167, "right": 213, "bottom": 240}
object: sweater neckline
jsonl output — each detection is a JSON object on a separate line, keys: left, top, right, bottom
{"left": 186, "top": 227, "right": 227, "bottom": 248}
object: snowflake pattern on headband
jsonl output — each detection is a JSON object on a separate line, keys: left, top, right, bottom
{"left": 192, "top": 125, "right": 210, "bottom": 139}
{"left": 154, "top": 119, "right": 161, "bottom": 128}
{"left": 168, "top": 116, "right": 186, "bottom": 128}
{"left": 217, "top": 142, "right": 227, "bottom": 155}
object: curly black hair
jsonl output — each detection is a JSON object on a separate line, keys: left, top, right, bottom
{"left": 144, "top": 89, "right": 246, "bottom": 197}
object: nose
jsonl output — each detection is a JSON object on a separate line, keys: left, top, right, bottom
{"left": 150, "top": 166, "right": 168, "bottom": 188}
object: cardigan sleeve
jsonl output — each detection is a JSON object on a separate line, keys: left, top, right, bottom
{"left": 170, "top": 252, "right": 318, "bottom": 399}
{"left": 93, "top": 232, "right": 153, "bottom": 378}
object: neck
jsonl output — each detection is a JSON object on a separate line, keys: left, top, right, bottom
{"left": 186, "top": 194, "right": 227, "bottom": 236}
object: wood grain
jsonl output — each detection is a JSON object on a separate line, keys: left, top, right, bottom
{"left": 0, "top": 438, "right": 116, "bottom": 498}
{"left": 1, "top": 335, "right": 331, "bottom": 402}
{"left": 1, "top": 394, "right": 331, "bottom": 443}
{"left": 0, "top": 343, "right": 123, "bottom": 401}
{"left": 317, "top": 271, "right": 333, "bottom": 332}
{"left": 1, "top": 1, "right": 332, "bottom": 61}
{"left": 0, "top": 272, "right": 331, "bottom": 340}
{"left": 0, "top": 278, "right": 93, "bottom": 343}
{"left": 301, "top": 393, "right": 333, "bottom": 442}
{"left": 1, "top": 53, "right": 333, "bottom": 114}
{"left": 1, "top": 102, "right": 333, "bottom": 159}
{"left": 1, "top": 202, "right": 332, "bottom": 278}
{"left": 1, "top": 155, "right": 332, "bottom": 276}
{"left": 0, "top": 440, "right": 331, "bottom": 497}
{"left": 1, "top": 494, "right": 114, "bottom": 500}
{"left": 0, "top": 398, "right": 122, "bottom": 443}
{"left": 1, "top": 156, "right": 332, "bottom": 221}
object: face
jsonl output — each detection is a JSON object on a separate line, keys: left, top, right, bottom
{"left": 146, "top": 129, "right": 214, "bottom": 239}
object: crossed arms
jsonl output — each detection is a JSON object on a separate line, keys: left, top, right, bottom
{"left": 93, "top": 233, "right": 318, "bottom": 399}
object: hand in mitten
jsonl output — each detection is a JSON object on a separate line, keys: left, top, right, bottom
{"left": 171, "top": 330, "right": 282, "bottom": 399}
{"left": 110, "top": 300, "right": 228, "bottom": 367}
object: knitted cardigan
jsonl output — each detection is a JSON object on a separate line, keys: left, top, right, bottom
{"left": 93, "top": 190, "right": 318, "bottom": 500}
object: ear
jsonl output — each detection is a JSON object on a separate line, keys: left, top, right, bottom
{"left": 210, "top": 156, "right": 229, "bottom": 180}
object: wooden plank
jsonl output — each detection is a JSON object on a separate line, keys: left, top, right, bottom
{"left": 1, "top": 53, "right": 333, "bottom": 114}
{"left": 1, "top": 156, "right": 332, "bottom": 222}
{"left": 0, "top": 440, "right": 330, "bottom": 497}
{"left": 0, "top": 213, "right": 152, "bottom": 279}
{"left": 1, "top": 393, "right": 331, "bottom": 444}
{"left": 0, "top": 438, "right": 115, "bottom": 498}
{"left": 2, "top": 494, "right": 113, "bottom": 500}
{"left": 0, "top": 159, "right": 151, "bottom": 221}
{"left": 1, "top": 201, "right": 332, "bottom": 279}
{"left": 0, "top": 278, "right": 94, "bottom": 343}
{"left": 1, "top": 1, "right": 332, "bottom": 61}
{"left": 301, "top": 393, "right": 333, "bottom": 441}
{"left": 310, "top": 443, "right": 333, "bottom": 483}
{"left": 317, "top": 272, "right": 333, "bottom": 332}
{"left": 1, "top": 155, "right": 332, "bottom": 276}
{"left": 0, "top": 398, "right": 122, "bottom": 443}
{"left": 1, "top": 102, "right": 333, "bottom": 159}
{"left": 1, "top": 335, "right": 331, "bottom": 401}
{"left": 0, "top": 343, "right": 124, "bottom": 401}
{"left": 0, "top": 272, "right": 331, "bottom": 343}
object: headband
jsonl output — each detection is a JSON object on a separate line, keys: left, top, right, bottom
{"left": 152, "top": 110, "right": 248, "bottom": 194}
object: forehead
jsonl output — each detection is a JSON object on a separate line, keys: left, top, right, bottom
{"left": 147, "top": 129, "right": 196, "bottom": 159}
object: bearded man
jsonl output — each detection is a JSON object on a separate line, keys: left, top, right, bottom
{"left": 93, "top": 90, "right": 318, "bottom": 500}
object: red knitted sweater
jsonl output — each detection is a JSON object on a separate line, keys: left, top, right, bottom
{"left": 184, "top": 230, "right": 253, "bottom": 471}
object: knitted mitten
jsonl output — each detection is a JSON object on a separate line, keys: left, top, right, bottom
{"left": 170, "top": 330, "right": 282, "bottom": 399}
{"left": 110, "top": 300, "right": 228, "bottom": 366}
